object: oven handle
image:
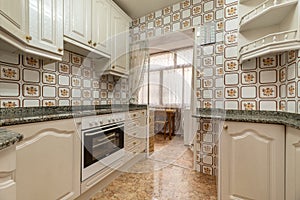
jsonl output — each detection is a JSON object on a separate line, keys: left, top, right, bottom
{"left": 85, "top": 124, "right": 124, "bottom": 137}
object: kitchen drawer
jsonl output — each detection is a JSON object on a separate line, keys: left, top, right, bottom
{"left": 125, "top": 126, "right": 147, "bottom": 138}
{"left": 126, "top": 116, "right": 146, "bottom": 128}
{"left": 127, "top": 110, "right": 146, "bottom": 120}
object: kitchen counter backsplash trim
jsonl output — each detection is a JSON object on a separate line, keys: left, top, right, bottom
{"left": 0, "top": 105, "right": 147, "bottom": 127}
{"left": 193, "top": 108, "right": 300, "bottom": 130}
{"left": 0, "top": 128, "right": 23, "bottom": 150}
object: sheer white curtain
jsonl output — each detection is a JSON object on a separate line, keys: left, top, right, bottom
{"left": 129, "top": 41, "right": 149, "bottom": 103}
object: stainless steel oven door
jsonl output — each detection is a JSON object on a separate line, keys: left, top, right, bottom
{"left": 82, "top": 122, "right": 124, "bottom": 181}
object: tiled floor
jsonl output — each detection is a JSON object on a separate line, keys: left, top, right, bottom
{"left": 91, "top": 134, "right": 217, "bottom": 200}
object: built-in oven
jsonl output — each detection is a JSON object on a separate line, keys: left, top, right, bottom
{"left": 81, "top": 113, "right": 125, "bottom": 181}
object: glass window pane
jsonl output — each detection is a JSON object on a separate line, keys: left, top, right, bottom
{"left": 162, "top": 68, "right": 183, "bottom": 106}
{"left": 177, "top": 48, "right": 193, "bottom": 66}
{"left": 149, "top": 71, "right": 160, "bottom": 105}
{"left": 150, "top": 53, "right": 174, "bottom": 70}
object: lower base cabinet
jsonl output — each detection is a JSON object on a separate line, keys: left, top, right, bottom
{"left": 286, "top": 127, "right": 300, "bottom": 200}
{"left": 8, "top": 119, "right": 81, "bottom": 200}
{"left": 220, "top": 121, "right": 285, "bottom": 200}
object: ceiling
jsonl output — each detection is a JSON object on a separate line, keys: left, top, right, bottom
{"left": 112, "top": 0, "right": 183, "bottom": 19}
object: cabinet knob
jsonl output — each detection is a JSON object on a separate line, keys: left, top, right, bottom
{"left": 88, "top": 40, "right": 92, "bottom": 45}
{"left": 223, "top": 125, "right": 228, "bottom": 130}
{"left": 112, "top": 66, "right": 115, "bottom": 69}
{"left": 58, "top": 48, "right": 63, "bottom": 52}
{"left": 133, "top": 142, "right": 136, "bottom": 145}
{"left": 26, "top": 36, "right": 32, "bottom": 41}
{"left": 93, "top": 42, "right": 97, "bottom": 47}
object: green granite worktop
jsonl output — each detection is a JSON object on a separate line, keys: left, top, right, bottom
{"left": 0, "top": 104, "right": 147, "bottom": 127}
{"left": 193, "top": 108, "right": 300, "bottom": 130}
{"left": 0, "top": 128, "right": 23, "bottom": 151}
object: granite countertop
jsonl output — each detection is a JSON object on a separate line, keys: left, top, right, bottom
{"left": 0, "top": 128, "right": 23, "bottom": 151}
{"left": 0, "top": 104, "right": 147, "bottom": 127}
{"left": 193, "top": 108, "right": 300, "bottom": 130}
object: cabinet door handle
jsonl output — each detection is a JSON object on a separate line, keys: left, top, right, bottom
{"left": 223, "top": 125, "right": 228, "bottom": 130}
{"left": 93, "top": 42, "right": 97, "bottom": 47}
{"left": 88, "top": 40, "right": 92, "bottom": 45}
{"left": 26, "top": 36, "right": 32, "bottom": 41}
{"left": 58, "top": 48, "right": 63, "bottom": 52}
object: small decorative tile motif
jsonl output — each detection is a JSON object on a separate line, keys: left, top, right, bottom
{"left": 279, "top": 101, "right": 286, "bottom": 111}
{"left": 83, "top": 90, "right": 91, "bottom": 98}
{"left": 203, "top": 57, "right": 213, "bottom": 66}
{"left": 260, "top": 86, "right": 277, "bottom": 98}
{"left": 203, "top": 166, "right": 213, "bottom": 175}
{"left": 181, "top": 19, "right": 191, "bottom": 28}
{"left": 216, "top": 67, "right": 224, "bottom": 76}
{"left": 204, "top": 101, "right": 212, "bottom": 108}
{"left": 216, "top": 21, "right": 224, "bottom": 31}
{"left": 204, "top": 12, "right": 214, "bottom": 22}
{"left": 0, "top": 65, "right": 19, "bottom": 81}
{"left": 58, "top": 63, "right": 70, "bottom": 74}
{"left": 225, "top": 5, "right": 237, "bottom": 18}
{"left": 260, "top": 55, "right": 277, "bottom": 68}
{"left": 58, "top": 88, "right": 70, "bottom": 98}
{"left": 203, "top": 79, "right": 213, "bottom": 88}
{"left": 288, "top": 50, "right": 296, "bottom": 63}
{"left": 71, "top": 54, "right": 82, "bottom": 65}
{"left": 43, "top": 73, "right": 56, "bottom": 85}
{"left": 225, "top": 32, "right": 237, "bottom": 45}
{"left": 42, "top": 100, "right": 56, "bottom": 107}
{"left": 242, "top": 101, "right": 256, "bottom": 111}
{"left": 216, "top": 44, "right": 224, "bottom": 54}
{"left": 0, "top": 99, "right": 19, "bottom": 108}
{"left": 23, "top": 84, "right": 40, "bottom": 97}
{"left": 225, "top": 87, "right": 238, "bottom": 98}
{"left": 216, "top": 0, "right": 224, "bottom": 7}
{"left": 163, "top": 6, "right": 172, "bottom": 15}
{"left": 287, "top": 82, "right": 296, "bottom": 97}
{"left": 23, "top": 56, "right": 39, "bottom": 68}
{"left": 279, "top": 68, "right": 286, "bottom": 82}
{"left": 215, "top": 89, "right": 223, "bottom": 99}
{"left": 241, "top": 72, "right": 256, "bottom": 84}
{"left": 192, "top": 5, "right": 202, "bottom": 16}
{"left": 225, "top": 60, "right": 238, "bottom": 71}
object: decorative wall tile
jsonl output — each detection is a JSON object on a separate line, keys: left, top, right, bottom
{"left": 23, "top": 69, "right": 40, "bottom": 83}
{"left": 58, "top": 75, "right": 70, "bottom": 86}
{"left": 225, "top": 87, "right": 238, "bottom": 98}
{"left": 241, "top": 72, "right": 256, "bottom": 84}
{"left": 288, "top": 50, "right": 297, "bottom": 63}
{"left": 43, "top": 72, "right": 56, "bottom": 85}
{"left": 0, "top": 82, "right": 19, "bottom": 97}
{"left": 280, "top": 85, "right": 286, "bottom": 98}
{"left": 0, "top": 65, "right": 20, "bottom": 81}
{"left": 225, "top": 60, "right": 238, "bottom": 71}
{"left": 203, "top": 1, "right": 214, "bottom": 12}
{"left": 0, "top": 99, "right": 20, "bottom": 108}
{"left": 287, "top": 63, "right": 296, "bottom": 81}
{"left": 0, "top": 52, "right": 19, "bottom": 65}
{"left": 241, "top": 86, "right": 257, "bottom": 99}
{"left": 42, "top": 86, "right": 56, "bottom": 98}
{"left": 23, "top": 84, "right": 40, "bottom": 97}
{"left": 23, "top": 56, "right": 40, "bottom": 68}
{"left": 287, "top": 82, "right": 296, "bottom": 98}
{"left": 59, "top": 100, "right": 70, "bottom": 106}
{"left": 259, "top": 101, "right": 277, "bottom": 111}
{"left": 224, "top": 73, "right": 238, "bottom": 85}
{"left": 279, "top": 101, "right": 286, "bottom": 111}
{"left": 224, "top": 46, "right": 237, "bottom": 58}
{"left": 58, "top": 63, "right": 70, "bottom": 74}
{"left": 259, "top": 70, "right": 277, "bottom": 84}
{"left": 241, "top": 101, "right": 256, "bottom": 110}
{"left": 224, "top": 17, "right": 238, "bottom": 31}
{"left": 225, "top": 5, "right": 237, "bottom": 18}
{"left": 58, "top": 88, "right": 70, "bottom": 98}
{"left": 287, "top": 101, "right": 296, "bottom": 113}
{"left": 42, "top": 99, "right": 56, "bottom": 107}
{"left": 260, "top": 55, "right": 277, "bottom": 68}
{"left": 23, "top": 99, "right": 40, "bottom": 107}
{"left": 224, "top": 101, "right": 238, "bottom": 109}
{"left": 279, "top": 67, "right": 286, "bottom": 82}
{"left": 259, "top": 85, "right": 277, "bottom": 98}
{"left": 71, "top": 54, "right": 82, "bottom": 65}
{"left": 241, "top": 58, "right": 256, "bottom": 70}
{"left": 225, "top": 32, "right": 237, "bottom": 45}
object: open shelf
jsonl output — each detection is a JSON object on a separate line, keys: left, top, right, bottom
{"left": 240, "top": 0, "right": 298, "bottom": 32}
{"left": 238, "top": 30, "right": 300, "bottom": 62}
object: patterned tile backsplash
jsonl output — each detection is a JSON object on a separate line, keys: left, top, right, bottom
{"left": 0, "top": 50, "right": 129, "bottom": 108}
{"left": 130, "top": 0, "right": 300, "bottom": 176}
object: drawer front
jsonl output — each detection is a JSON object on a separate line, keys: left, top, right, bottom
{"left": 125, "top": 126, "right": 147, "bottom": 138}
{"left": 127, "top": 110, "right": 146, "bottom": 120}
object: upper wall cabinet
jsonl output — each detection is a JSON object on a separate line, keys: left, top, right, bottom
{"left": 109, "top": 3, "right": 131, "bottom": 76}
{"left": 238, "top": 0, "right": 300, "bottom": 63}
{"left": 64, "top": 0, "right": 112, "bottom": 57}
{"left": 0, "top": 0, "right": 64, "bottom": 60}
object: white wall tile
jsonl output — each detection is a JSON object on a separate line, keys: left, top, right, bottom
{"left": 0, "top": 82, "right": 19, "bottom": 97}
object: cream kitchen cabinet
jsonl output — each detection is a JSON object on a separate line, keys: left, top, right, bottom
{"left": 286, "top": 127, "right": 300, "bottom": 200}
{"left": 220, "top": 121, "right": 285, "bottom": 200}
{"left": 8, "top": 119, "right": 81, "bottom": 200}
{"left": 64, "top": 0, "right": 92, "bottom": 47}
{"left": 0, "top": 0, "right": 27, "bottom": 42}
{"left": 0, "top": 0, "right": 64, "bottom": 60}
{"left": 92, "top": 0, "right": 111, "bottom": 54}
{"left": 108, "top": 3, "right": 131, "bottom": 76}
{"left": 0, "top": 145, "right": 17, "bottom": 200}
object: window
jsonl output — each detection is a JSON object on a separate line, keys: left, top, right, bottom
{"left": 138, "top": 47, "right": 193, "bottom": 108}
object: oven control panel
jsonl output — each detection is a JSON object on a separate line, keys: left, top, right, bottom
{"left": 82, "top": 113, "right": 126, "bottom": 130}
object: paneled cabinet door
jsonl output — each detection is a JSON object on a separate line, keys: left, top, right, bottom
{"left": 92, "top": 0, "right": 111, "bottom": 54}
{"left": 110, "top": 7, "right": 130, "bottom": 75}
{"left": 220, "top": 122, "right": 284, "bottom": 200}
{"left": 64, "top": 0, "right": 91, "bottom": 46}
{"left": 9, "top": 119, "right": 81, "bottom": 200}
{"left": 0, "top": 0, "right": 27, "bottom": 42}
{"left": 286, "top": 127, "right": 300, "bottom": 200}
{"left": 28, "top": 0, "right": 63, "bottom": 55}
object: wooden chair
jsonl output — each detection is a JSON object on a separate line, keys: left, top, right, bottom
{"left": 154, "top": 109, "right": 171, "bottom": 140}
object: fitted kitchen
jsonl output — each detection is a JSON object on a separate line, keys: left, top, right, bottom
{"left": 0, "top": 0, "right": 300, "bottom": 200}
